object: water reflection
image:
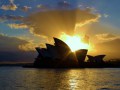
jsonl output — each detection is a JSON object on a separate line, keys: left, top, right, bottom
{"left": 66, "top": 69, "right": 98, "bottom": 90}
{"left": 0, "top": 67, "right": 120, "bottom": 90}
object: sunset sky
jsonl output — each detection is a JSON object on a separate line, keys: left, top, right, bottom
{"left": 0, "top": 0, "right": 120, "bottom": 62}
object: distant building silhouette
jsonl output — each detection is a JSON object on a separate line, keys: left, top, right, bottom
{"left": 87, "top": 55, "right": 106, "bottom": 63}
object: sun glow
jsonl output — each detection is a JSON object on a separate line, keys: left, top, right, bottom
{"left": 60, "top": 33, "right": 90, "bottom": 52}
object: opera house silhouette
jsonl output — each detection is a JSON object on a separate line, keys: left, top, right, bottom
{"left": 33, "top": 37, "right": 105, "bottom": 68}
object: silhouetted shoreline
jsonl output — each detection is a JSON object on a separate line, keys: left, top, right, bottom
{"left": 0, "top": 61, "right": 120, "bottom": 68}
{"left": 0, "top": 63, "right": 33, "bottom": 67}
{"left": 22, "top": 61, "right": 120, "bottom": 68}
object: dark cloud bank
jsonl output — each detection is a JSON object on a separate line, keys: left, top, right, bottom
{"left": 0, "top": 34, "right": 36, "bottom": 62}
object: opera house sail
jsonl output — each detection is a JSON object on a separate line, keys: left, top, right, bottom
{"left": 34, "top": 37, "right": 88, "bottom": 68}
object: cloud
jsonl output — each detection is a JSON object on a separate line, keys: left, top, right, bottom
{"left": 79, "top": 23, "right": 120, "bottom": 59}
{"left": 1, "top": 4, "right": 17, "bottom": 11}
{"left": 76, "top": 22, "right": 119, "bottom": 39}
{"left": 8, "top": 23, "right": 29, "bottom": 29}
{"left": 103, "top": 14, "right": 109, "bottom": 18}
{"left": 0, "top": 34, "right": 46, "bottom": 52}
{"left": 1, "top": 0, "right": 17, "bottom": 11}
{"left": 0, "top": 15, "right": 24, "bottom": 22}
{"left": 24, "top": 9, "right": 100, "bottom": 38}
{"left": 0, "top": 34, "right": 36, "bottom": 62}
{"left": 10, "top": 0, "right": 14, "bottom": 3}
{"left": 94, "top": 38, "right": 120, "bottom": 59}
{"left": 7, "top": 23, "right": 49, "bottom": 48}
{"left": 0, "top": 34, "right": 27, "bottom": 52}
{"left": 19, "top": 41, "right": 45, "bottom": 51}
{"left": 37, "top": 4, "right": 47, "bottom": 9}
{"left": 86, "top": 29, "right": 120, "bottom": 59}
{"left": 57, "top": 1, "right": 71, "bottom": 7}
{"left": 21, "top": 6, "right": 31, "bottom": 12}
{"left": 6, "top": 15, "right": 24, "bottom": 21}
{"left": 96, "top": 33, "right": 118, "bottom": 42}
{"left": 7, "top": 23, "right": 48, "bottom": 41}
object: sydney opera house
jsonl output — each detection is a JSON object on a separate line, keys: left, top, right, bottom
{"left": 33, "top": 37, "right": 106, "bottom": 68}
{"left": 34, "top": 37, "right": 88, "bottom": 68}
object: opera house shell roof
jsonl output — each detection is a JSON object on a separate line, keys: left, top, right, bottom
{"left": 34, "top": 37, "right": 88, "bottom": 68}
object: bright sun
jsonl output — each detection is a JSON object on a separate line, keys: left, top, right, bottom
{"left": 60, "top": 33, "right": 90, "bottom": 52}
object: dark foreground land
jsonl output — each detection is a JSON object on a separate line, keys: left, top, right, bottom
{"left": 23, "top": 60, "right": 120, "bottom": 68}
{"left": 0, "top": 60, "right": 120, "bottom": 68}
{"left": 0, "top": 63, "right": 33, "bottom": 67}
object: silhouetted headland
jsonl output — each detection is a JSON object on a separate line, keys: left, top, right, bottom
{"left": 23, "top": 37, "right": 120, "bottom": 68}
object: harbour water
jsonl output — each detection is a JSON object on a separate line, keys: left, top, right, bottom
{"left": 0, "top": 67, "right": 120, "bottom": 90}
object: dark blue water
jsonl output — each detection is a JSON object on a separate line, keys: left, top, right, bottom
{"left": 0, "top": 67, "right": 120, "bottom": 90}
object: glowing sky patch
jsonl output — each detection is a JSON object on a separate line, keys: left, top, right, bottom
{"left": 60, "top": 33, "right": 89, "bottom": 52}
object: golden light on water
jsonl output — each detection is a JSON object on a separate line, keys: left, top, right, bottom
{"left": 60, "top": 33, "right": 90, "bottom": 52}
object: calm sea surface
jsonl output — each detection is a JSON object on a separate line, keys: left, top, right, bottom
{"left": 0, "top": 67, "right": 120, "bottom": 90}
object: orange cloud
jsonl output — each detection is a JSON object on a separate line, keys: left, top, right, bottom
{"left": 19, "top": 41, "right": 45, "bottom": 51}
{"left": 93, "top": 38, "right": 120, "bottom": 59}
{"left": 1, "top": 0, "right": 17, "bottom": 11}
{"left": 8, "top": 23, "right": 29, "bottom": 29}
{"left": 23, "top": 9, "right": 100, "bottom": 39}
{"left": 95, "top": 33, "right": 118, "bottom": 42}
